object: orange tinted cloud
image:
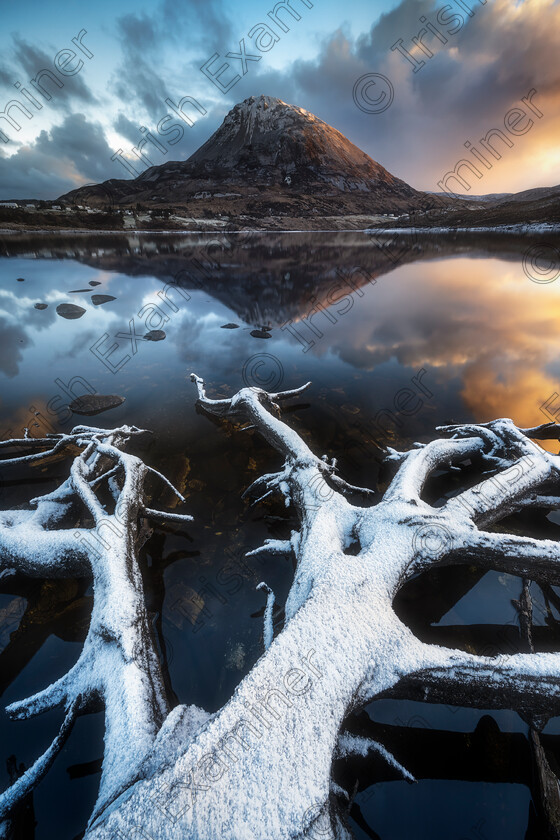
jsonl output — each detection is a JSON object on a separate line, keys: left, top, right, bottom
{"left": 324, "top": 254, "right": 560, "bottom": 439}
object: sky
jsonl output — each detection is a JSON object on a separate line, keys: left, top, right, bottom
{"left": 0, "top": 0, "right": 558, "bottom": 199}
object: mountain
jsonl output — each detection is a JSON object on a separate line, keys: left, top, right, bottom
{"left": 60, "top": 95, "right": 427, "bottom": 218}
{"left": 432, "top": 192, "right": 512, "bottom": 203}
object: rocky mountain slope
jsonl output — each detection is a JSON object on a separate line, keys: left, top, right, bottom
{"left": 60, "top": 95, "right": 428, "bottom": 217}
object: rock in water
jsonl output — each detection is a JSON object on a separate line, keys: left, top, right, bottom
{"left": 144, "top": 330, "right": 166, "bottom": 341}
{"left": 68, "top": 394, "right": 125, "bottom": 416}
{"left": 56, "top": 303, "right": 86, "bottom": 319}
{"left": 91, "top": 294, "right": 116, "bottom": 305}
{"left": 250, "top": 329, "right": 271, "bottom": 339}
{"left": 34, "top": 303, "right": 48, "bottom": 310}
{"left": 89, "top": 281, "right": 102, "bottom": 286}
{"left": 221, "top": 323, "right": 240, "bottom": 329}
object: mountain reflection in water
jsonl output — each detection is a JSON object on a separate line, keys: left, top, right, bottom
{"left": 0, "top": 230, "right": 560, "bottom": 840}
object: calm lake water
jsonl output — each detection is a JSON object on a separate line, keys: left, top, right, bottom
{"left": 1, "top": 230, "right": 560, "bottom": 840}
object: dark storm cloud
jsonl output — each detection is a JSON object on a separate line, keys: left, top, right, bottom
{"left": 0, "top": 113, "right": 117, "bottom": 198}
{"left": 110, "top": 0, "right": 231, "bottom": 122}
{"left": 111, "top": 17, "right": 170, "bottom": 123}
{"left": 110, "top": 0, "right": 236, "bottom": 123}
{"left": 0, "top": 36, "right": 98, "bottom": 109}
{"left": 36, "top": 113, "right": 116, "bottom": 181}
{"left": 113, "top": 113, "right": 143, "bottom": 145}
{"left": 0, "top": 61, "right": 13, "bottom": 88}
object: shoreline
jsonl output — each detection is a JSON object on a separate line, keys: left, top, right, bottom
{"left": 1, "top": 221, "right": 560, "bottom": 236}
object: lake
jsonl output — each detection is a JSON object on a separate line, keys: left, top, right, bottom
{"left": 1, "top": 229, "right": 560, "bottom": 840}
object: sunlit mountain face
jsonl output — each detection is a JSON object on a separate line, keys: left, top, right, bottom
{"left": 60, "top": 95, "right": 430, "bottom": 221}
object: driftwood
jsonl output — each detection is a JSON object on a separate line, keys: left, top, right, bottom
{"left": 0, "top": 424, "right": 191, "bottom": 838}
{"left": 1, "top": 380, "right": 560, "bottom": 839}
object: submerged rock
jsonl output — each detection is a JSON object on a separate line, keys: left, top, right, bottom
{"left": 68, "top": 394, "right": 125, "bottom": 416}
{"left": 144, "top": 330, "right": 166, "bottom": 341}
{"left": 91, "top": 294, "right": 116, "bottom": 305}
{"left": 56, "top": 303, "right": 86, "bottom": 319}
{"left": 89, "top": 281, "right": 102, "bottom": 287}
{"left": 70, "top": 288, "right": 93, "bottom": 293}
{"left": 220, "top": 323, "right": 240, "bottom": 329}
{"left": 16, "top": 278, "right": 24, "bottom": 282}
{"left": 34, "top": 303, "right": 48, "bottom": 310}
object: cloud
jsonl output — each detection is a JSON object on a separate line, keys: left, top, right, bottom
{"left": 247, "top": 0, "right": 560, "bottom": 193}
{"left": 110, "top": 13, "right": 171, "bottom": 122}
{"left": 113, "top": 113, "right": 142, "bottom": 145}
{"left": 160, "top": 0, "right": 235, "bottom": 52}
{"left": 0, "top": 113, "right": 117, "bottom": 198}
{"left": 1, "top": 0, "right": 558, "bottom": 197}
{"left": 53, "top": 328, "right": 99, "bottom": 362}
{"left": 314, "top": 254, "right": 560, "bottom": 437}
{"left": 0, "top": 316, "right": 32, "bottom": 378}
{"left": 109, "top": 0, "right": 235, "bottom": 126}
{"left": 0, "top": 61, "right": 13, "bottom": 88}
{"left": 0, "top": 36, "right": 97, "bottom": 111}
{"left": 0, "top": 289, "right": 57, "bottom": 332}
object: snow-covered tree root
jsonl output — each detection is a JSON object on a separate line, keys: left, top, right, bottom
{"left": 77, "top": 379, "right": 560, "bottom": 840}
{"left": 0, "top": 425, "right": 192, "bottom": 838}
{"left": 4, "top": 384, "right": 560, "bottom": 840}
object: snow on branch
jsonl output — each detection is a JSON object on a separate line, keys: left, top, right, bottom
{"left": 3, "top": 381, "right": 560, "bottom": 840}
{"left": 0, "top": 422, "right": 192, "bottom": 827}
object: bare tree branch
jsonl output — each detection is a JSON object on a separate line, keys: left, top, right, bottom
{"left": 3, "top": 383, "right": 560, "bottom": 840}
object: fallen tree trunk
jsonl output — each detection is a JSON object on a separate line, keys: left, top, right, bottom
{"left": 2, "top": 381, "right": 560, "bottom": 839}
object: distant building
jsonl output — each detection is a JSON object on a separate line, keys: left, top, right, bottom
{"left": 0, "top": 202, "right": 19, "bottom": 208}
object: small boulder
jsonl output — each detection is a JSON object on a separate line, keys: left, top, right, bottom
{"left": 56, "top": 303, "right": 86, "bottom": 319}
{"left": 69, "top": 394, "right": 125, "bottom": 416}
{"left": 91, "top": 294, "right": 116, "bottom": 305}
{"left": 144, "top": 330, "right": 166, "bottom": 341}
